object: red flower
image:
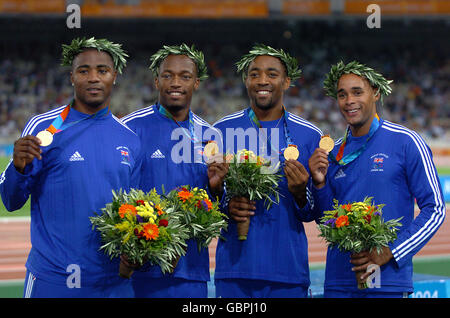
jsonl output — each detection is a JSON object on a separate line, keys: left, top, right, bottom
{"left": 158, "top": 219, "right": 168, "bottom": 227}
{"left": 134, "top": 228, "right": 144, "bottom": 238}
{"left": 136, "top": 200, "right": 145, "bottom": 206}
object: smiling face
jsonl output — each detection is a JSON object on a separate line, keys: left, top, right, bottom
{"left": 70, "top": 48, "right": 117, "bottom": 114}
{"left": 245, "top": 55, "right": 290, "bottom": 112}
{"left": 155, "top": 54, "right": 200, "bottom": 113}
{"left": 336, "top": 73, "right": 380, "bottom": 137}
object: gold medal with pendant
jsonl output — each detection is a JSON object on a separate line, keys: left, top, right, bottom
{"left": 319, "top": 135, "right": 334, "bottom": 152}
{"left": 283, "top": 144, "right": 299, "bottom": 160}
{"left": 36, "top": 130, "right": 54, "bottom": 147}
{"left": 203, "top": 141, "right": 219, "bottom": 159}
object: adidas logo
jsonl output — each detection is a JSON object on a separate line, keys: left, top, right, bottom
{"left": 151, "top": 149, "right": 165, "bottom": 159}
{"left": 70, "top": 151, "right": 85, "bottom": 162}
{"left": 335, "top": 168, "right": 346, "bottom": 179}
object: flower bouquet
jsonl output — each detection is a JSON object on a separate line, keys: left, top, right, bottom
{"left": 317, "top": 197, "right": 402, "bottom": 289}
{"left": 163, "top": 185, "right": 228, "bottom": 252}
{"left": 90, "top": 188, "right": 189, "bottom": 279}
{"left": 224, "top": 149, "right": 283, "bottom": 240}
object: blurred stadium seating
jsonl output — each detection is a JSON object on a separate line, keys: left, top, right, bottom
{"left": 0, "top": 1, "right": 449, "bottom": 145}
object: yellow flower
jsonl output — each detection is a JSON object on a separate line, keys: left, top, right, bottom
{"left": 199, "top": 189, "right": 209, "bottom": 200}
{"left": 352, "top": 202, "right": 367, "bottom": 212}
{"left": 136, "top": 201, "right": 156, "bottom": 219}
{"left": 115, "top": 221, "right": 132, "bottom": 232}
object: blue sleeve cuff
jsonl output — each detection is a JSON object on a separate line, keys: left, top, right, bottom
{"left": 389, "top": 240, "right": 409, "bottom": 269}
{"left": 1, "top": 162, "right": 31, "bottom": 211}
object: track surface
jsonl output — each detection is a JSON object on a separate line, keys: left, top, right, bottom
{"left": 1, "top": 208, "right": 449, "bottom": 280}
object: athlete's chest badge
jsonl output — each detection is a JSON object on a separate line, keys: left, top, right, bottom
{"left": 370, "top": 153, "right": 389, "bottom": 172}
{"left": 117, "top": 146, "right": 131, "bottom": 166}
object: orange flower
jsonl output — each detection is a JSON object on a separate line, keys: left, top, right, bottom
{"left": 118, "top": 204, "right": 137, "bottom": 219}
{"left": 204, "top": 199, "right": 213, "bottom": 211}
{"left": 142, "top": 223, "right": 159, "bottom": 240}
{"left": 342, "top": 204, "right": 352, "bottom": 212}
{"left": 155, "top": 204, "right": 164, "bottom": 215}
{"left": 365, "top": 205, "right": 375, "bottom": 214}
{"left": 336, "top": 215, "right": 349, "bottom": 228}
{"left": 178, "top": 190, "right": 193, "bottom": 202}
{"left": 256, "top": 156, "right": 264, "bottom": 166}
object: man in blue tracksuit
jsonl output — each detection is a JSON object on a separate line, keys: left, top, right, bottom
{"left": 121, "top": 44, "right": 227, "bottom": 298}
{"left": 0, "top": 37, "right": 142, "bottom": 297}
{"left": 309, "top": 61, "right": 446, "bottom": 297}
{"left": 212, "top": 44, "right": 323, "bottom": 298}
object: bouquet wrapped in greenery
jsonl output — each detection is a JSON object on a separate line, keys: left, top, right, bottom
{"left": 90, "top": 188, "right": 189, "bottom": 279}
{"left": 163, "top": 185, "right": 228, "bottom": 252}
{"left": 224, "top": 149, "right": 283, "bottom": 240}
{"left": 317, "top": 197, "right": 402, "bottom": 289}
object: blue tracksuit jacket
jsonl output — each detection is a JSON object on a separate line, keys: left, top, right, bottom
{"left": 212, "top": 107, "right": 323, "bottom": 286}
{"left": 312, "top": 119, "right": 446, "bottom": 293}
{"left": 0, "top": 105, "right": 143, "bottom": 289}
{"left": 122, "top": 104, "right": 223, "bottom": 283}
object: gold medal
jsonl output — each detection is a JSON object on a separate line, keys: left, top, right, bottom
{"left": 203, "top": 141, "right": 219, "bottom": 158}
{"left": 319, "top": 135, "right": 334, "bottom": 152}
{"left": 283, "top": 145, "right": 299, "bottom": 160}
{"left": 36, "top": 130, "right": 53, "bottom": 147}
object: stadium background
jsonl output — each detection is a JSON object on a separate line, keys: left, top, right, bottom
{"left": 0, "top": 0, "right": 449, "bottom": 298}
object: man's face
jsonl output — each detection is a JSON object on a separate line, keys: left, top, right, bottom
{"left": 336, "top": 73, "right": 380, "bottom": 135}
{"left": 155, "top": 54, "right": 200, "bottom": 112}
{"left": 70, "top": 49, "right": 117, "bottom": 111}
{"left": 245, "top": 55, "right": 290, "bottom": 111}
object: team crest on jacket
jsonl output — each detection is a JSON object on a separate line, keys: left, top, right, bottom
{"left": 370, "top": 153, "right": 389, "bottom": 172}
{"left": 117, "top": 146, "right": 131, "bottom": 166}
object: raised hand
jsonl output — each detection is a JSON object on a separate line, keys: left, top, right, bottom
{"left": 207, "top": 154, "right": 229, "bottom": 198}
{"left": 13, "top": 135, "right": 42, "bottom": 174}
{"left": 308, "top": 148, "right": 329, "bottom": 188}
{"left": 284, "top": 159, "right": 309, "bottom": 208}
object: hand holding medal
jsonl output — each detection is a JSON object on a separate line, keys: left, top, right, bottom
{"left": 205, "top": 141, "right": 229, "bottom": 198}
{"left": 12, "top": 135, "right": 43, "bottom": 174}
{"left": 308, "top": 135, "right": 334, "bottom": 189}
